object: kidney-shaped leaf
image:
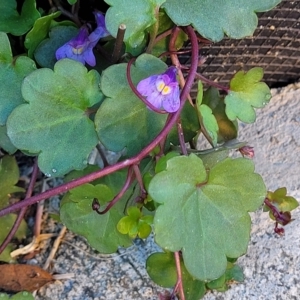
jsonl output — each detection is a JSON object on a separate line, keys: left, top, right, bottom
{"left": 163, "top": 0, "right": 280, "bottom": 42}
{"left": 105, "top": 0, "right": 165, "bottom": 50}
{"left": 149, "top": 154, "right": 266, "bottom": 280}
{"left": 7, "top": 59, "right": 103, "bottom": 177}
{"left": 95, "top": 54, "right": 168, "bottom": 156}
{"left": 0, "top": 0, "right": 40, "bottom": 36}
{"left": 0, "top": 33, "right": 36, "bottom": 126}
{"left": 225, "top": 67, "right": 272, "bottom": 123}
{"left": 60, "top": 170, "right": 132, "bottom": 253}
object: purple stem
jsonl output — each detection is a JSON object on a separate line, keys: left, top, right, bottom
{"left": 94, "top": 166, "right": 134, "bottom": 214}
{"left": 0, "top": 159, "right": 39, "bottom": 254}
{"left": 126, "top": 59, "right": 168, "bottom": 114}
{"left": 0, "top": 25, "right": 199, "bottom": 218}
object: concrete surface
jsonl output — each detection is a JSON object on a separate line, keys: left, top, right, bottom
{"left": 34, "top": 83, "right": 300, "bottom": 300}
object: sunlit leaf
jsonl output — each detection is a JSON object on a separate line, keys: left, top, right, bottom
{"left": 163, "top": 0, "right": 281, "bottom": 42}
{"left": 149, "top": 154, "right": 266, "bottom": 280}
{"left": 225, "top": 68, "right": 271, "bottom": 123}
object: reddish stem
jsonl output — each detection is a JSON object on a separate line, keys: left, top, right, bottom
{"left": 195, "top": 72, "right": 229, "bottom": 92}
{"left": 0, "top": 25, "right": 199, "bottom": 218}
{"left": 0, "top": 159, "right": 39, "bottom": 255}
{"left": 126, "top": 59, "right": 168, "bottom": 114}
{"left": 174, "top": 251, "right": 185, "bottom": 300}
{"left": 93, "top": 166, "right": 134, "bottom": 214}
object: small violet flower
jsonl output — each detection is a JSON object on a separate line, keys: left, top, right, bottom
{"left": 56, "top": 27, "right": 97, "bottom": 66}
{"left": 137, "top": 67, "right": 180, "bottom": 113}
{"left": 88, "top": 12, "right": 110, "bottom": 43}
{"left": 56, "top": 12, "right": 109, "bottom": 67}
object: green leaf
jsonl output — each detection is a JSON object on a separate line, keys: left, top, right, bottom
{"left": 225, "top": 68, "right": 272, "bottom": 123}
{"left": 0, "top": 156, "right": 24, "bottom": 209}
{"left": 0, "top": 32, "right": 36, "bottom": 126}
{"left": 149, "top": 154, "right": 266, "bottom": 280}
{"left": 196, "top": 81, "right": 219, "bottom": 146}
{"left": 0, "top": 291, "right": 34, "bottom": 300}
{"left": 105, "top": 0, "right": 166, "bottom": 51}
{"left": 0, "top": 0, "right": 40, "bottom": 36}
{"left": 0, "top": 125, "right": 17, "bottom": 154}
{"left": 95, "top": 54, "right": 168, "bottom": 156}
{"left": 60, "top": 170, "right": 132, "bottom": 253}
{"left": 34, "top": 25, "right": 79, "bottom": 69}
{"left": 67, "top": 0, "right": 77, "bottom": 4}
{"left": 7, "top": 59, "right": 103, "bottom": 177}
{"left": 24, "top": 11, "right": 61, "bottom": 58}
{"left": 206, "top": 274, "right": 226, "bottom": 290}
{"left": 146, "top": 252, "right": 206, "bottom": 299}
{"left": 225, "top": 263, "right": 244, "bottom": 282}
{"left": 0, "top": 214, "right": 28, "bottom": 262}
{"left": 163, "top": 0, "right": 281, "bottom": 42}
{"left": 202, "top": 87, "right": 237, "bottom": 143}
{"left": 266, "top": 187, "right": 299, "bottom": 212}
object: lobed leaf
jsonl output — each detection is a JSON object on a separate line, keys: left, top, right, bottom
{"left": 0, "top": 0, "right": 40, "bottom": 36}
{"left": 7, "top": 59, "right": 103, "bottom": 177}
{"left": 149, "top": 154, "right": 266, "bottom": 280}
{"left": 163, "top": 0, "right": 281, "bottom": 42}
{"left": 225, "top": 67, "right": 272, "bottom": 123}
{"left": 95, "top": 54, "right": 168, "bottom": 156}
{"left": 105, "top": 0, "right": 166, "bottom": 51}
{"left": 60, "top": 170, "right": 132, "bottom": 253}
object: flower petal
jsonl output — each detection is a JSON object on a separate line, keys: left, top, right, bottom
{"left": 162, "top": 86, "right": 180, "bottom": 112}
{"left": 137, "top": 75, "right": 159, "bottom": 96}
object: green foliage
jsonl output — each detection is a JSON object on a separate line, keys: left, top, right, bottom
{"left": 0, "top": 156, "right": 24, "bottom": 208}
{"left": 0, "top": 33, "right": 36, "bottom": 126}
{"left": 105, "top": 0, "right": 165, "bottom": 52}
{"left": 0, "top": 214, "right": 28, "bottom": 263}
{"left": 146, "top": 252, "right": 206, "bottom": 300}
{"left": 202, "top": 86, "right": 238, "bottom": 143}
{"left": 60, "top": 169, "right": 133, "bottom": 253}
{"left": 7, "top": 59, "right": 103, "bottom": 177}
{"left": 265, "top": 187, "right": 299, "bottom": 220}
{"left": 34, "top": 25, "right": 78, "bottom": 68}
{"left": 149, "top": 154, "right": 266, "bottom": 280}
{"left": 0, "top": 292, "right": 34, "bottom": 300}
{"left": 0, "top": 125, "right": 17, "bottom": 154}
{"left": 225, "top": 68, "right": 272, "bottom": 123}
{"left": 95, "top": 54, "right": 168, "bottom": 156}
{"left": 24, "top": 11, "right": 61, "bottom": 58}
{"left": 0, "top": 0, "right": 40, "bottom": 36}
{"left": 117, "top": 206, "right": 153, "bottom": 238}
{"left": 163, "top": 0, "right": 281, "bottom": 42}
{"left": 196, "top": 81, "right": 219, "bottom": 146}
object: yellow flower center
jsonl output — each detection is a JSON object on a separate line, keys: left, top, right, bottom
{"left": 156, "top": 80, "right": 171, "bottom": 95}
{"left": 72, "top": 46, "right": 84, "bottom": 55}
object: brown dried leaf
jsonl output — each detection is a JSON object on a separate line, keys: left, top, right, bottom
{"left": 0, "top": 264, "right": 54, "bottom": 292}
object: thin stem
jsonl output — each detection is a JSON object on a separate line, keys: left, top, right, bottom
{"left": 0, "top": 25, "right": 199, "bottom": 218}
{"left": 177, "top": 118, "right": 188, "bottom": 155}
{"left": 195, "top": 72, "right": 229, "bottom": 92}
{"left": 111, "top": 24, "right": 126, "bottom": 63}
{"left": 93, "top": 167, "right": 134, "bottom": 214}
{"left": 146, "top": 6, "right": 160, "bottom": 54}
{"left": 132, "top": 164, "right": 146, "bottom": 195}
{"left": 126, "top": 59, "right": 168, "bottom": 114}
{"left": 0, "top": 159, "right": 39, "bottom": 255}
{"left": 154, "top": 28, "right": 173, "bottom": 45}
{"left": 53, "top": 0, "right": 81, "bottom": 27}
{"left": 174, "top": 251, "right": 185, "bottom": 300}
{"left": 96, "top": 144, "right": 109, "bottom": 167}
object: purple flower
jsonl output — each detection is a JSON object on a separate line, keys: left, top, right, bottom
{"left": 56, "top": 12, "right": 110, "bottom": 67}
{"left": 88, "top": 12, "right": 110, "bottom": 43}
{"left": 137, "top": 67, "right": 180, "bottom": 113}
{"left": 56, "top": 27, "right": 97, "bottom": 66}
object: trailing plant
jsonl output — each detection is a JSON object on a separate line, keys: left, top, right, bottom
{"left": 0, "top": 0, "right": 298, "bottom": 299}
